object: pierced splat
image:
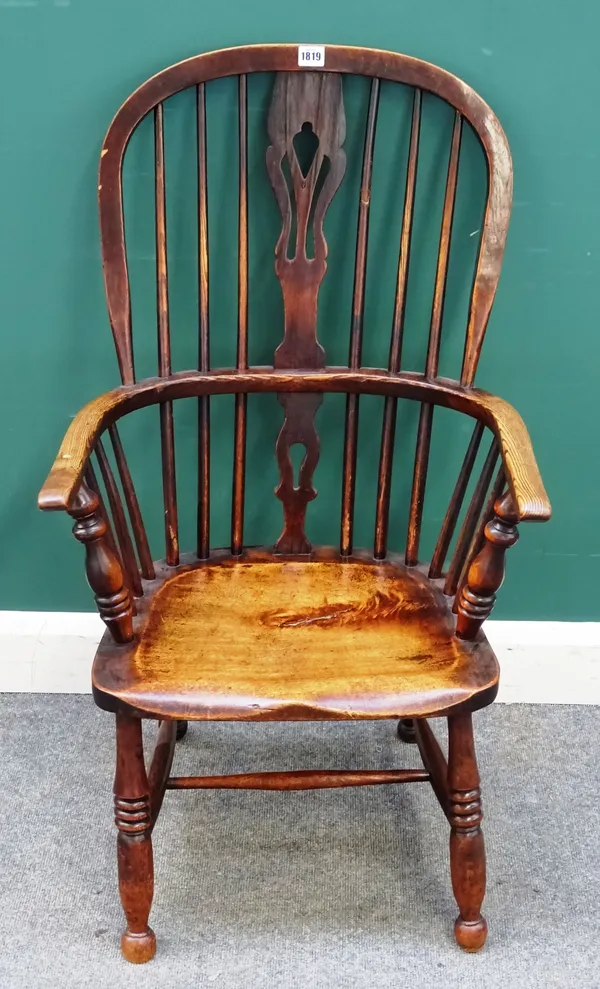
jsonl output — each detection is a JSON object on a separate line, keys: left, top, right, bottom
{"left": 267, "top": 72, "right": 346, "bottom": 553}
{"left": 274, "top": 396, "right": 321, "bottom": 554}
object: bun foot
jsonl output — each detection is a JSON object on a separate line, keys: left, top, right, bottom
{"left": 176, "top": 720, "right": 188, "bottom": 741}
{"left": 454, "top": 916, "right": 487, "bottom": 952}
{"left": 121, "top": 928, "right": 156, "bottom": 964}
{"left": 397, "top": 718, "right": 417, "bottom": 743}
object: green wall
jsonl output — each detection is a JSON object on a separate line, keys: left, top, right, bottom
{"left": 1, "top": 0, "right": 598, "bottom": 619}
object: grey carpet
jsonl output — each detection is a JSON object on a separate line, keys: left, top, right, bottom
{"left": 0, "top": 696, "right": 598, "bottom": 988}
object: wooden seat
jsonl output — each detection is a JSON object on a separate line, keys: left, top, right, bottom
{"left": 39, "top": 43, "right": 550, "bottom": 962}
{"left": 93, "top": 553, "right": 499, "bottom": 720}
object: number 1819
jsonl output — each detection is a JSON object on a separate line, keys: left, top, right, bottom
{"left": 298, "top": 45, "right": 325, "bottom": 67}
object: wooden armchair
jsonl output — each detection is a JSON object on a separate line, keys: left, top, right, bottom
{"left": 39, "top": 44, "right": 550, "bottom": 961}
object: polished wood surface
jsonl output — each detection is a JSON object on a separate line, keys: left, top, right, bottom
{"left": 38, "top": 43, "right": 551, "bottom": 959}
{"left": 456, "top": 490, "right": 520, "bottom": 638}
{"left": 448, "top": 712, "right": 487, "bottom": 950}
{"left": 268, "top": 72, "right": 346, "bottom": 553}
{"left": 113, "top": 713, "right": 156, "bottom": 964}
{"left": 166, "top": 768, "right": 430, "bottom": 789}
{"left": 39, "top": 367, "right": 550, "bottom": 523}
{"left": 96, "top": 44, "right": 512, "bottom": 388}
{"left": 70, "top": 483, "right": 133, "bottom": 644}
{"left": 92, "top": 553, "right": 499, "bottom": 720}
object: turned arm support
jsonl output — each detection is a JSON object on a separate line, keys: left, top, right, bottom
{"left": 69, "top": 483, "right": 134, "bottom": 644}
{"left": 455, "top": 490, "right": 520, "bottom": 640}
{"left": 37, "top": 367, "right": 551, "bottom": 520}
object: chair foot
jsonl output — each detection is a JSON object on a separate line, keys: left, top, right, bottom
{"left": 121, "top": 928, "right": 157, "bottom": 964}
{"left": 176, "top": 720, "right": 188, "bottom": 741}
{"left": 454, "top": 916, "right": 488, "bottom": 952}
{"left": 397, "top": 718, "right": 417, "bottom": 743}
{"left": 448, "top": 712, "right": 488, "bottom": 952}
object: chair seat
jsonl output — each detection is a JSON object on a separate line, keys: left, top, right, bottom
{"left": 92, "top": 551, "right": 499, "bottom": 720}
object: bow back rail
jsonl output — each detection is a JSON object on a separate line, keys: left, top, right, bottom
{"left": 99, "top": 44, "right": 512, "bottom": 392}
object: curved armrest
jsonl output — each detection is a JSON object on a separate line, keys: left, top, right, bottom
{"left": 465, "top": 391, "right": 550, "bottom": 522}
{"left": 38, "top": 367, "right": 550, "bottom": 522}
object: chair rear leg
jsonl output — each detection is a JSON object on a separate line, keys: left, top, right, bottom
{"left": 176, "top": 720, "right": 188, "bottom": 741}
{"left": 397, "top": 718, "right": 417, "bottom": 743}
{"left": 114, "top": 712, "right": 156, "bottom": 963}
{"left": 447, "top": 711, "right": 488, "bottom": 951}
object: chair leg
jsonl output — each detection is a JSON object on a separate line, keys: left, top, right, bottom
{"left": 176, "top": 720, "right": 188, "bottom": 741}
{"left": 113, "top": 713, "right": 156, "bottom": 964}
{"left": 397, "top": 718, "right": 417, "bottom": 743}
{"left": 447, "top": 711, "right": 488, "bottom": 952}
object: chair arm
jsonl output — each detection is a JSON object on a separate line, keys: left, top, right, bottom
{"left": 39, "top": 385, "right": 128, "bottom": 511}
{"left": 467, "top": 390, "right": 550, "bottom": 523}
{"left": 37, "top": 368, "right": 550, "bottom": 522}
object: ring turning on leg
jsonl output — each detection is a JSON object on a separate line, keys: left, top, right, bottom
{"left": 114, "top": 713, "right": 156, "bottom": 963}
{"left": 447, "top": 712, "right": 488, "bottom": 951}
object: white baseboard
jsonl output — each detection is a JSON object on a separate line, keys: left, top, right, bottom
{"left": 0, "top": 612, "right": 599, "bottom": 704}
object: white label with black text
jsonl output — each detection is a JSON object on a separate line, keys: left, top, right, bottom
{"left": 298, "top": 45, "right": 325, "bottom": 68}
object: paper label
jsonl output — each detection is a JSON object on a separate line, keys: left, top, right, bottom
{"left": 298, "top": 45, "right": 325, "bottom": 68}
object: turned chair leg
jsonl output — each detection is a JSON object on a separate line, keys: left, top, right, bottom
{"left": 176, "top": 720, "right": 188, "bottom": 741}
{"left": 397, "top": 718, "right": 417, "bottom": 743}
{"left": 114, "top": 713, "right": 156, "bottom": 964}
{"left": 447, "top": 711, "right": 488, "bottom": 951}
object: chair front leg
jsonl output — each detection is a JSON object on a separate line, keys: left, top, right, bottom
{"left": 114, "top": 713, "right": 156, "bottom": 963}
{"left": 447, "top": 712, "right": 487, "bottom": 951}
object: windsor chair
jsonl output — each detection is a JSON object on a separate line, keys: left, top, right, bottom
{"left": 39, "top": 43, "right": 550, "bottom": 962}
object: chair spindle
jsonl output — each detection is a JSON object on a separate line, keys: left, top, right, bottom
{"left": 108, "top": 424, "right": 155, "bottom": 580}
{"left": 374, "top": 89, "right": 421, "bottom": 560}
{"left": 405, "top": 402, "right": 434, "bottom": 566}
{"left": 232, "top": 74, "right": 248, "bottom": 556}
{"left": 197, "top": 83, "right": 210, "bottom": 560}
{"left": 405, "top": 112, "right": 463, "bottom": 567}
{"left": 95, "top": 439, "right": 143, "bottom": 597}
{"left": 429, "top": 421, "right": 485, "bottom": 578}
{"left": 444, "top": 440, "right": 499, "bottom": 596}
{"left": 341, "top": 78, "right": 380, "bottom": 557}
{"left": 425, "top": 111, "right": 462, "bottom": 378}
{"left": 389, "top": 88, "right": 422, "bottom": 375}
{"left": 154, "top": 102, "right": 179, "bottom": 566}
{"left": 84, "top": 463, "right": 119, "bottom": 563}
{"left": 453, "top": 465, "right": 506, "bottom": 613}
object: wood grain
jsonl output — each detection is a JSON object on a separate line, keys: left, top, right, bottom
{"left": 92, "top": 552, "right": 499, "bottom": 720}
{"left": 448, "top": 711, "right": 488, "bottom": 951}
{"left": 444, "top": 440, "right": 499, "bottom": 596}
{"left": 196, "top": 82, "right": 210, "bottom": 561}
{"left": 374, "top": 87, "right": 422, "bottom": 559}
{"left": 414, "top": 718, "right": 449, "bottom": 815}
{"left": 114, "top": 713, "right": 156, "bottom": 963}
{"left": 166, "top": 769, "right": 430, "bottom": 789}
{"left": 38, "top": 368, "right": 551, "bottom": 523}
{"left": 98, "top": 44, "right": 512, "bottom": 390}
{"left": 108, "top": 424, "right": 155, "bottom": 580}
{"left": 43, "top": 46, "right": 551, "bottom": 962}
{"left": 232, "top": 73, "right": 248, "bottom": 556}
{"left": 341, "top": 78, "right": 379, "bottom": 557}
{"left": 267, "top": 72, "right": 346, "bottom": 554}
{"left": 147, "top": 719, "right": 177, "bottom": 826}
{"left": 154, "top": 103, "right": 178, "bottom": 566}
{"left": 429, "top": 422, "right": 484, "bottom": 579}
{"left": 95, "top": 439, "right": 142, "bottom": 597}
